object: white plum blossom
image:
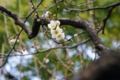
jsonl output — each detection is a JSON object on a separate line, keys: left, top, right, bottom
{"left": 48, "top": 20, "right": 61, "bottom": 30}
{"left": 51, "top": 26, "right": 63, "bottom": 38}
{"left": 42, "top": 11, "right": 50, "bottom": 18}
{"left": 9, "top": 39, "right": 19, "bottom": 45}
{"left": 74, "top": 34, "right": 78, "bottom": 37}
{"left": 45, "top": 11, "right": 50, "bottom": 18}
{"left": 56, "top": 20, "right": 60, "bottom": 26}
{"left": 56, "top": 33, "right": 65, "bottom": 41}
{"left": 9, "top": 39, "right": 19, "bottom": 43}
{"left": 48, "top": 20, "right": 65, "bottom": 41}
{"left": 48, "top": 20, "right": 57, "bottom": 29}
{"left": 44, "top": 58, "right": 49, "bottom": 63}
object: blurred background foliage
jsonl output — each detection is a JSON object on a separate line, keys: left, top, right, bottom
{"left": 0, "top": 0, "right": 120, "bottom": 80}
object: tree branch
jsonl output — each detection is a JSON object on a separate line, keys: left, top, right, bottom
{"left": 0, "top": 38, "right": 90, "bottom": 57}
{"left": 0, "top": 6, "right": 107, "bottom": 56}
{"left": 101, "top": 6, "right": 115, "bottom": 34}
{"left": 0, "top": 6, "right": 31, "bottom": 36}
{"left": 65, "top": 1, "right": 120, "bottom": 12}
{"left": 39, "top": 18, "right": 107, "bottom": 55}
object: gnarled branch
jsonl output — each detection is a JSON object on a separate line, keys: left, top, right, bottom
{"left": 0, "top": 6, "right": 107, "bottom": 56}
{"left": 0, "top": 6, "right": 31, "bottom": 36}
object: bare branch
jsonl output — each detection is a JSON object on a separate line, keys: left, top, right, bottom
{"left": 0, "top": 38, "right": 90, "bottom": 57}
{"left": 0, "top": 0, "right": 43, "bottom": 68}
{"left": 39, "top": 18, "right": 107, "bottom": 55}
{"left": 0, "top": 6, "right": 31, "bottom": 36}
{"left": 64, "top": 0, "right": 97, "bottom": 8}
{"left": 100, "top": 7, "right": 115, "bottom": 34}
{"left": 65, "top": 1, "right": 120, "bottom": 12}
{"left": 0, "top": 6, "right": 107, "bottom": 56}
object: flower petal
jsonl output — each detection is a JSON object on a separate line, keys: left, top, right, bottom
{"left": 48, "top": 24, "right": 52, "bottom": 29}
{"left": 56, "top": 33, "right": 65, "bottom": 41}
{"left": 56, "top": 20, "right": 60, "bottom": 26}
{"left": 56, "top": 26, "right": 63, "bottom": 33}
{"left": 45, "top": 11, "right": 50, "bottom": 18}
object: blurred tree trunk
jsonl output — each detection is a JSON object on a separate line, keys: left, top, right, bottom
{"left": 67, "top": 50, "right": 120, "bottom": 80}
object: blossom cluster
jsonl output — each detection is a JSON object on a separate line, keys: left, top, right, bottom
{"left": 48, "top": 20, "right": 65, "bottom": 41}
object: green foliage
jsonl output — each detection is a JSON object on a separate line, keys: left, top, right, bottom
{"left": 0, "top": 0, "right": 120, "bottom": 79}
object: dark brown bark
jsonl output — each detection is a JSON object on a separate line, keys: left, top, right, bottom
{"left": 67, "top": 50, "right": 120, "bottom": 80}
{"left": 0, "top": 5, "right": 107, "bottom": 55}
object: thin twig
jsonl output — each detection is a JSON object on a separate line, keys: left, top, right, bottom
{"left": 65, "top": 1, "right": 120, "bottom": 12}
{"left": 0, "top": 38, "right": 90, "bottom": 57}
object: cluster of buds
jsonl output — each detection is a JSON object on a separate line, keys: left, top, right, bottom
{"left": 48, "top": 20, "right": 65, "bottom": 41}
